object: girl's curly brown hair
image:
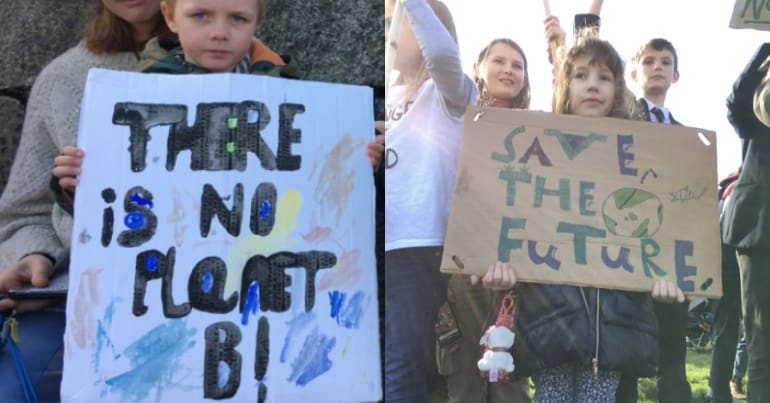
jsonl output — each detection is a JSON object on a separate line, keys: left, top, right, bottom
{"left": 552, "top": 28, "right": 630, "bottom": 119}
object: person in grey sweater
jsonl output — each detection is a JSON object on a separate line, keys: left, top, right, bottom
{"left": 0, "top": 0, "right": 171, "bottom": 313}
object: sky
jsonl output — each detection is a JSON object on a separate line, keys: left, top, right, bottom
{"left": 440, "top": 0, "right": 769, "bottom": 179}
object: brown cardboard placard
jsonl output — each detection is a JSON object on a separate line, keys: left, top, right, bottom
{"left": 730, "top": 0, "right": 770, "bottom": 31}
{"left": 441, "top": 107, "right": 722, "bottom": 298}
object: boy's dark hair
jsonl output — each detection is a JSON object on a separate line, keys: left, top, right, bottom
{"left": 632, "top": 38, "right": 678, "bottom": 73}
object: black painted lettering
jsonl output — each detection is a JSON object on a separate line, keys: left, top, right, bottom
{"left": 240, "top": 251, "right": 337, "bottom": 313}
{"left": 276, "top": 103, "right": 305, "bottom": 171}
{"left": 204, "top": 322, "right": 242, "bottom": 399}
{"left": 101, "top": 188, "right": 116, "bottom": 247}
{"left": 112, "top": 103, "right": 187, "bottom": 172}
{"left": 117, "top": 186, "right": 157, "bottom": 248}
{"left": 132, "top": 247, "right": 191, "bottom": 318}
{"left": 250, "top": 183, "right": 277, "bottom": 236}
{"left": 255, "top": 317, "right": 269, "bottom": 381}
{"left": 200, "top": 183, "right": 244, "bottom": 237}
{"left": 188, "top": 257, "right": 238, "bottom": 313}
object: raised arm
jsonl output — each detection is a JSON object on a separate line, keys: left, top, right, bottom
{"left": 588, "top": 0, "right": 604, "bottom": 16}
{"left": 403, "top": 0, "right": 475, "bottom": 116}
{"left": 727, "top": 43, "right": 770, "bottom": 139}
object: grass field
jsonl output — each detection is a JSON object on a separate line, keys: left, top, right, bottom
{"left": 429, "top": 349, "right": 717, "bottom": 402}
{"left": 637, "top": 349, "right": 712, "bottom": 402}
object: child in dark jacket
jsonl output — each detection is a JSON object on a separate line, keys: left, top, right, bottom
{"left": 498, "top": 30, "right": 686, "bottom": 402}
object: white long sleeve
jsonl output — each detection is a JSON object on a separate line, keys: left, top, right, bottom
{"left": 402, "top": 0, "right": 475, "bottom": 116}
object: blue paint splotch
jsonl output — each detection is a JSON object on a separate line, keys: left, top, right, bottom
{"left": 259, "top": 200, "right": 272, "bottom": 220}
{"left": 144, "top": 255, "right": 159, "bottom": 273}
{"left": 201, "top": 271, "right": 214, "bottom": 293}
{"left": 93, "top": 300, "right": 120, "bottom": 373}
{"left": 329, "top": 291, "right": 344, "bottom": 318}
{"left": 124, "top": 212, "right": 146, "bottom": 229}
{"left": 131, "top": 192, "right": 154, "bottom": 209}
{"left": 328, "top": 290, "right": 367, "bottom": 329}
{"left": 280, "top": 312, "right": 315, "bottom": 363}
{"left": 241, "top": 280, "right": 260, "bottom": 325}
{"left": 104, "top": 320, "right": 196, "bottom": 402}
{"left": 287, "top": 327, "right": 336, "bottom": 387}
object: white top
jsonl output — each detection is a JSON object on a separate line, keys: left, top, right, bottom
{"left": 643, "top": 98, "right": 672, "bottom": 124}
{"left": 385, "top": 0, "right": 476, "bottom": 251}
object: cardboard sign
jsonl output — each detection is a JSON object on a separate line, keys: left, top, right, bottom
{"left": 441, "top": 107, "right": 722, "bottom": 298}
{"left": 730, "top": 0, "right": 770, "bottom": 30}
{"left": 61, "top": 69, "right": 381, "bottom": 402}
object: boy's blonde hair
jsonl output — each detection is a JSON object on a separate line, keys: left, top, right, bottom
{"left": 163, "top": 0, "right": 268, "bottom": 28}
{"left": 552, "top": 29, "right": 630, "bottom": 119}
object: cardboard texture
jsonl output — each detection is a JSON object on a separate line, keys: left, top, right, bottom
{"left": 730, "top": 0, "right": 770, "bottom": 31}
{"left": 61, "top": 69, "right": 381, "bottom": 402}
{"left": 441, "top": 107, "right": 722, "bottom": 298}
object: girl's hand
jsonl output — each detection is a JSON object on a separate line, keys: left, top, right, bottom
{"left": 544, "top": 15, "right": 566, "bottom": 64}
{"left": 470, "top": 261, "right": 517, "bottom": 290}
{"left": 0, "top": 254, "right": 55, "bottom": 313}
{"left": 651, "top": 279, "right": 686, "bottom": 303}
{"left": 52, "top": 146, "right": 84, "bottom": 192}
{"left": 366, "top": 134, "right": 385, "bottom": 170}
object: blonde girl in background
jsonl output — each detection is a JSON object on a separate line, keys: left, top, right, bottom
{"left": 440, "top": 37, "right": 532, "bottom": 403}
{"left": 474, "top": 38, "right": 531, "bottom": 109}
{"left": 384, "top": 0, "right": 476, "bottom": 401}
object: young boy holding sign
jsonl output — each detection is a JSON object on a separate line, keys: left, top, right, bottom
{"left": 53, "top": 0, "right": 383, "bottom": 195}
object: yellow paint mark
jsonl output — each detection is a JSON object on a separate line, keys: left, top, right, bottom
{"left": 224, "top": 191, "right": 303, "bottom": 293}
{"left": 342, "top": 335, "right": 351, "bottom": 358}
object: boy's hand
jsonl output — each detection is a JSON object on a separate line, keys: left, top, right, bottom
{"left": 0, "top": 254, "right": 55, "bottom": 313}
{"left": 53, "top": 146, "right": 85, "bottom": 193}
{"left": 366, "top": 134, "right": 385, "bottom": 170}
{"left": 470, "top": 261, "right": 517, "bottom": 290}
{"left": 375, "top": 120, "right": 385, "bottom": 134}
{"left": 651, "top": 279, "right": 686, "bottom": 303}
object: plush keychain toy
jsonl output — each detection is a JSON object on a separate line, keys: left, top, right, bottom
{"left": 477, "top": 292, "right": 516, "bottom": 383}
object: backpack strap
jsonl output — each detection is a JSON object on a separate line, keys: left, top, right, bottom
{"left": 1, "top": 313, "right": 39, "bottom": 403}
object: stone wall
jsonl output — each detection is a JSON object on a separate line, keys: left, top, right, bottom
{"left": 0, "top": 0, "right": 384, "bottom": 193}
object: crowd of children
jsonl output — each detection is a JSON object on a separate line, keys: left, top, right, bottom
{"left": 385, "top": 1, "right": 767, "bottom": 403}
{"left": 2, "top": 0, "right": 770, "bottom": 401}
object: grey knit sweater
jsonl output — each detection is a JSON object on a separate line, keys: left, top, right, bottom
{"left": 0, "top": 42, "right": 139, "bottom": 270}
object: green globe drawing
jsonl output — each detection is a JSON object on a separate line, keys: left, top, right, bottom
{"left": 602, "top": 188, "right": 663, "bottom": 238}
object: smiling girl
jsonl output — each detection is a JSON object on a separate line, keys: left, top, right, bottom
{"left": 441, "top": 37, "right": 532, "bottom": 403}
{"left": 474, "top": 38, "right": 531, "bottom": 109}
